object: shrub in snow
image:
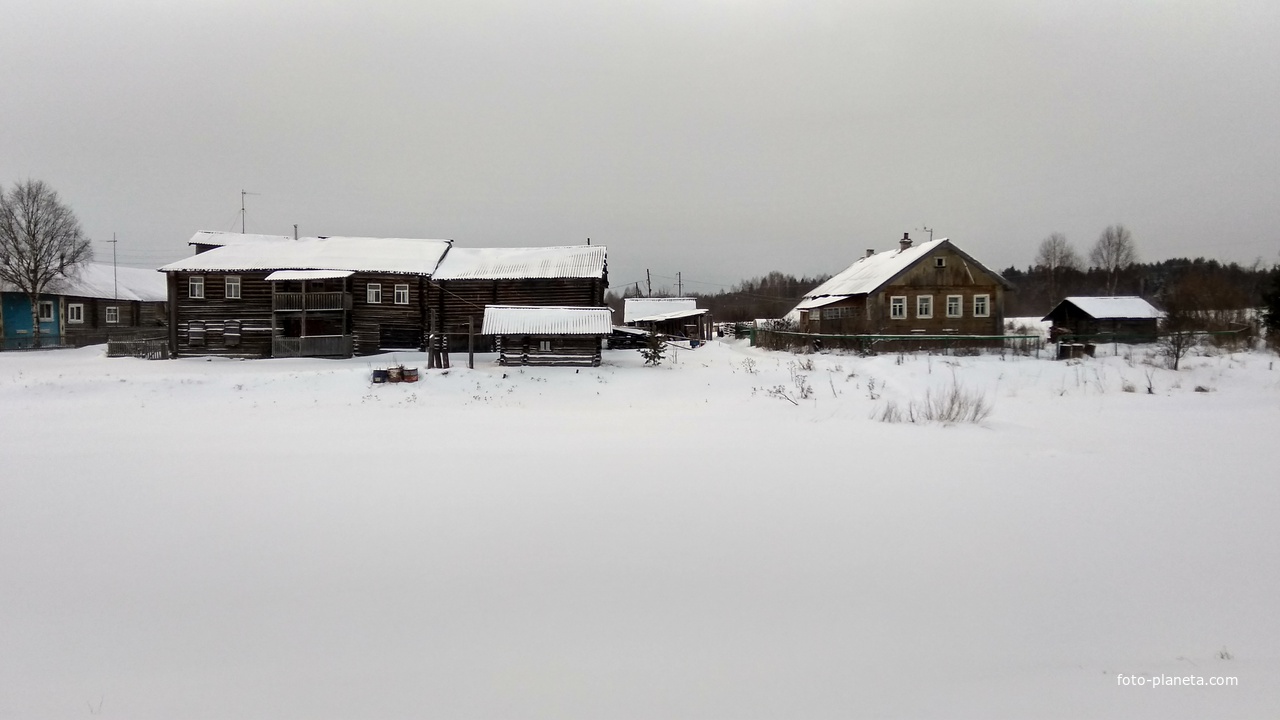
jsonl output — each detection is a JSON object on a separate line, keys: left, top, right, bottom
{"left": 639, "top": 331, "right": 666, "bottom": 366}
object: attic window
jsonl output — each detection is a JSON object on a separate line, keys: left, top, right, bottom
{"left": 934, "top": 257, "right": 946, "bottom": 268}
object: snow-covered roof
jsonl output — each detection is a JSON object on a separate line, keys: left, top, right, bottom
{"left": 264, "top": 270, "right": 354, "bottom": 281}
{"left": 189, "top": 231, "right": 292, "bottom": 247}
{"left": 792, "top": 238, "right": 1011, "bottom": 312}
{"left": 434, "top": 245, "right": 606, "bottom": 280}
{"left": 160, "top": 236, "right": 454, "bottom": 276}
{"left": 1048, "top": 296, "right": 1162, "bottom": 321}
{"left": 631, "top": 308, "right": 709, "bottom": 323}
{"left": 623, "top": 297, "right": 699, "bottom": 323}
{"left": 0, "top": 262, "right": 167, "bottom": 302}
{"left": 481, "top": 305, "right": 613, "bottom": 335}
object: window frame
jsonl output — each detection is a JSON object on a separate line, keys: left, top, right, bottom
{"left": 393, "top": 283, "right": 410, "bottom": 305}
{"left": 37, "top": 300, "right": 54, "bottom": 322}
{"left": 67, "top": 303, "right": 84, "bottom": 324}
{"left": 225, "top": 275, "right": 241, "bottom": 300}
{"left": 889, "top": 296, "right": 907, "bottom": 320}
{"left": 538, "top": 339, "right": 552, "bottom": 352}
{"left": 973, "top": 294, "right": 991, "bottom": 318}
{"left": 105, "top": 306, "right": 120, "bottom": 324}
{"left": 366, "top": 283, "right": 382, "bottom": 304}
{"left": 189, "top": 276, "right": 205, "bottom": 299}
{"left": 946, "top": 295, "right": 963, "bottom": 318}
{"left": 916, "top": 295, "right": 933, "bottom": 320}
{"left": 934, "top": 257, "right": 947, "bottom": 268}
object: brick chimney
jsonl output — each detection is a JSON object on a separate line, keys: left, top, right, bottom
{"left": 865, "top": 248, "right": 875, "bottom": 258}
{"left": 899, "top": 232, "right": 913, "bottom": 251}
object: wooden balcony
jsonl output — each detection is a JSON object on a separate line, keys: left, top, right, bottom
{"left": 272, "top": 335, "right": 354, "bottom": 358}
{"left": 273, "top": 292, "right": 349, "bottom": 312}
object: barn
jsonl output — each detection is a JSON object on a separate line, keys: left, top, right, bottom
{"left": 622, "top": 297, "right": 711, "bottom": 341}
{"left": 482, "top": 305, "right": 611, "bottom": 366}
{"left": 1043, "top": 296, "right": 1161, "bottom": 343}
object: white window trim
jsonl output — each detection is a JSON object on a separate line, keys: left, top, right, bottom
{"left": 538, "top": 339, "right": 551, "bottom": 352}
{"left": 37, "top": 301, "right": 54, "bottom": 322}
{"left": 946, "top": 295, "right": 963, "bottom": 318}
{"left": 189, "top": 276, "right": 205, "bottom": 299}
{"left": 916, "top": 295, "right": 933, "bottom": 320}
{"left": 889, "top": 295, "right": 907, "bottom": 320}
{"left": 366, "top": 283, "right": 382, "bottom": 304}
{"left": 225, "top": 275, "right": 241, "bottom": 300}
{"left": 68, "top": 303, "right": 84, "bottom": 324}
{"left": 394, "top": 284, "right": 410, "bottom": 305}
{"left": 973, "top": 294, "right": 991, "bottom": 318}
{"left": 105, "top": 306, "right": 120, "bottom": 324}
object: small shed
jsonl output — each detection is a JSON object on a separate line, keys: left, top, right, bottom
{"left": 1043, "top": 296, "right": 1161, "bottom": 343}
{"left": 623, "top": 297, "right": 710, "bottom": 340}
{"left": 482, "top": 305, "right": 612, "bottom": 366}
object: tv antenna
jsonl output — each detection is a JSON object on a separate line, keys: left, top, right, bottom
{"left": 918, "top": 226, "right": 934, "bottom": 241}
{"left": 240, "top": 189, "right": 260, "bottom": 233}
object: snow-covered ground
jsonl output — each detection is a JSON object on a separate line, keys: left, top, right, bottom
{"left": 2, "top": 340, "right": 1277, "bottom": 719}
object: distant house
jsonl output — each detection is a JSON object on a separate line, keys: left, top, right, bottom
{"left": 482, "top": 305, "right": 611, "bottom": 366}
{"left": 1, "top": 263, "right": 167, "bottom": 350}
{"left": 1043, "top": 296, "right": 1161, "bottom": 342}
{"left": 159, "top": 232, "right": 607, "bottom": 358}
{"left": 791, "top": 234, "right": 1013, "bottom": 338}
{"left": 622, "top": 297, "right": 710, "bottom": 340}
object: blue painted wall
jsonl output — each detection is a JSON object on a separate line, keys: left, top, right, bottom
{"left": 1, "top": 292, "right": 62, "bottom": 348}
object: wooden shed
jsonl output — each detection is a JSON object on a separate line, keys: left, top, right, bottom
{"left": 482, "top": 305, "right": 611, "bottom": 367}
{"left": 1043, "top": 296, "right": 1161, "bottom": 343}
{"left": 623, "top": 297, "right": 711, "bottom": 340}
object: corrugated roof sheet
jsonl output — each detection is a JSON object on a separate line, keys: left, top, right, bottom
{"left": 2, "top": 262, "right": 167, "bottom": 302}
{"left": 264, "top": 270, "right": 355, "bottom": 281}
{"left": 434, "top": 245, "right": 606, "bottom": 280}
{"left": 623, "top": 297, "right": 699, "bottom": 323}
{"left": 160, "top": 236, "right": 454, "bottom": 275}
{"left": 632, "top": 308, "right": 709, "bottom": 323}
{"left": 1052, "top": 296, "right": 1162, "bottom": 320}
{"left": 482, "top": 305, "right": 613, "bottom": 335}
{"left": 189, "top": 231, "right": 292, "bottom": 247}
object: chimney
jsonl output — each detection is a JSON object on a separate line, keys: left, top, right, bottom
{"left": 865, "top": 248, "right": 875, "bottom": 258}
{"left": 899, "top": 232, "right": 913, "bottom": 251}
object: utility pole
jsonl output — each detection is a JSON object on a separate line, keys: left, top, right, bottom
{"left": 646, "top": 269, "right": 652, "bottom": 297}
{"left": 109, "top": 233, "right": 118, "bottom": 300}
{"left": 240, "top": 189, "right": 260, "bottom": 233}
{"left": 677, "top": 272, "right": 682, "bottom": 297}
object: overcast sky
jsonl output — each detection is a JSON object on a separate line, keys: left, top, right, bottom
{"left": 3, "top": 1, "right": 1278, "bottom": 294}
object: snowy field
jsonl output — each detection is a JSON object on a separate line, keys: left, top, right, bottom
{"left": 2, "top": 340, "right": 1278, "bottom": 719}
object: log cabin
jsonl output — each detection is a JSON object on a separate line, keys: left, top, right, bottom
{"left": 791, "top": 234, "right": 1013, "bottom": 344}
{"left": 1, "top": 262, "right": 166, "bottom": 350}
{"left": 482, "top": 305, "right": 612, "bottom": 366}
{"left": 159, "top": 233, "right": 608, "bottom": 359}
{"left": 1043, "top": 296, "right": 1161, "bottom": 343}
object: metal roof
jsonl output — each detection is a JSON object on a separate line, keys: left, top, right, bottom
{"left": 1047, "top": 296, "right": 1162, "bottom": 320}
{"left": 189, "top": 231, "right": 292, "bottom": 247}
{"left": 623, "top": 297, "right": 699, "bottom": 323}
{"left": 160, "top": 236, "right": 454, "bottom": 275}
{"left": 632, "top": 308, "right": 709, "bottom": 323}
{"left": 482, "top": 305, "right": 613, "bottom": 335}
{"left": 434, "top": 245, "right": 606, "bottom": 280}
{"left": 2, "top": 262, "right": 167, "bottom": 302}
{"left": 264, "top": 270, "right": 354, "bottom": 281}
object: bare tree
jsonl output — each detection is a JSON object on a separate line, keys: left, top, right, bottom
{"left": 1089, "top": 224, "right": 1138, "bottom": 295}
{"left": 1034, "top": 232, "right": 1081, "bottom": 303}
{"left": 0, "top": 180, "right": 92, "bottom": 347}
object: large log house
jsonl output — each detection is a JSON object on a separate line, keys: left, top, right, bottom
{"left": 159, "top": 232, "right": 607, "bottom": 358}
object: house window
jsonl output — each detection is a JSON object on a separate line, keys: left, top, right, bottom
{"left": 189, "top": 276, "right": 205, "bottom": 299}
{"left": 916, "top": 295, "right": 933, "bottom": 319}
{"left": 224, "top": 320, "right": 241, "bottom": 347}
{"left": 946, "top": 295, "right": 962, "bottom": 318}
{"left": 973, "top": 294, "right": 990, "bottom": 318}
{"left": 890, "top": 296, "right": 906, "bottom": 319}
{"left": 188, "top": 321, "right": 206, "bottom": 347}
{"left": 823, "top": 306, "right": 848, "bottom": 320}
{"left": 538, "top": 339, "right": 551, "bottom": 352}
{"left": 367, "top": 283, "right": 382, "bottom": 304}
{"left": 394, "top": 284, "right": 410, "bottom": 305}
{"left": 934, "top": 257, "right": 946, "bottom": 268}
{"left": 225, "top": 275, "right": 241, "bottom": 300}
{"left": 38, "top": 301, "right": 54, "bottom": 322}
{"left": 68, "top": 303, "right": 84, "bottom": 324}
{"left": 105, "top": 306, "right": 120, "bottom": 324}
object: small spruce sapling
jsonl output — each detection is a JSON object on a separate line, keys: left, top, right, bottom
{"left": 639, "top": 330, "right": 666, "bottom": 366}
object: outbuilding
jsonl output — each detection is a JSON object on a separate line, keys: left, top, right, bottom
{"left": 1043, "top": 296, "right": 1161, "bottom": 343}
{"left": 482, "top": 305, "right": 611, "bottom": 366}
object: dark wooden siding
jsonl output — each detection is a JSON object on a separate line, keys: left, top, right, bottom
{"left": 351, "top": 274, "right": 425, "bottom": 355}
{"left": 170, "top": 270, "right": 274, "bottom": 357}
{"left": 495, "top": 334, "right": 603, "bottom": 367}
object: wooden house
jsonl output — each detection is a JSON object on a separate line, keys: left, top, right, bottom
{"left": 622, "top": 297, "right": 711, "bottom": 341}
{"left": 482, "top": 305, "right": 611, "bottom": 366}
{"left": 159, "top": 233, "right": 608, "bottom": 359}
{"left": 791, "top": 234, "right": 1013, "bottom": 340}
{"left": 1043, "top": 296, "right": 1161, "bottom": 343}
{"left": 1, "top": 263, "right": 166, "bottom": 350}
